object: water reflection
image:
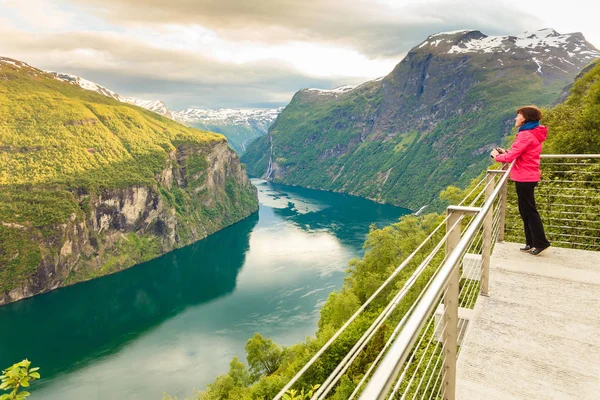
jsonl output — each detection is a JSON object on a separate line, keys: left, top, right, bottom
{"left": 256, "top": 179, "right": 409, "bottom": 247}
{"left": 0, "top": 180, "right": 409, "bottom": 400}
{"left": 0, "top": 213, "right": 258, "bottom": 378}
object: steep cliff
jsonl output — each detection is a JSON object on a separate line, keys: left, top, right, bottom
{"left": 242, "top": 29, "right": 600, "bottom": 209}
{"left": 0, "top": 57, "right": 258, "bottom": 305}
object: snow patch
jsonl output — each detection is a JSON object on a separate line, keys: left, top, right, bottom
{"left": 532, "top": 57, "right": 543, "bottom": 74}
{"left": 429, "top": 29, "right": 473, "bottom": 38}
{"left": 0, "top": 58, "right": 23, "bottom": 68}
{"left": 447, "top": 28, "right": 599, "bottom": 57}
{"left": 305, "top": 85, "right": 357, "bottom": 95}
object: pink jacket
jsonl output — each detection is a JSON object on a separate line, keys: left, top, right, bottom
{"left": 495, "top": 125, "right": 548, "bottom": 182}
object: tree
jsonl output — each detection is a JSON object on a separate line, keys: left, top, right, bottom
{"left": 228, "top": 357, "right": 251, "bottom": 388}
{"left": 245, "top": 333, "right": 284, "bottom": 376}
{"left": 0, "top": 359, "right": 40, "bottom": 400}
{"left": 318, "top": 290, "right": 360, "bottom": 332}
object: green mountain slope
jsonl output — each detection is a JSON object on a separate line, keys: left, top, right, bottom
{"left": 242, "top": 29, "right": 600, "bottom": 209}
{"left": 0, "top": 57, "right": 258, "bottom": 305}
{"left": 543, "top": 59, "right": 600, "bottom": 154}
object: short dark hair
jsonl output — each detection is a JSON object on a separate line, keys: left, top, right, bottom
{"left": 517, "top": 105, "right": 542, "bottom": 122}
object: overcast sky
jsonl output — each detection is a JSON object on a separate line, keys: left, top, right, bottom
{"left": 1, "top": 0, "right": 599, "bottom": 110}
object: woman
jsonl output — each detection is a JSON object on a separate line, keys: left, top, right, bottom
{"left": 491, "top": 105, "right": 551, "bottom": 255}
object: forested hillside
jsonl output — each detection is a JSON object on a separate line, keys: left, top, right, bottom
{"left": 0, "top": 57, "right": 258, "bottom": 304}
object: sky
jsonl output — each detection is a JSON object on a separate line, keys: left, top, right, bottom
{"left": 1, "top": 0, "right": 599, "bottom": 110}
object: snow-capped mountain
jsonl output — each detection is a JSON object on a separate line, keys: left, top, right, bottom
{"left": 173, "top": 108, "right": 283, "bottom": 154}
{"left": 120, "top": 98, "right": 172, "bottom": 119}
{"left": 303, "top": 85, "right": 358, "bottom": 96}
{"left": 46, "top": 71, "right": 281, "bottom": 153}
{"left": 297, "top": 78, "right": 388, "bottom": 100}
{"left": 172, "top": 108, "right": 282, "bottom": 129}
{"left": 50, "top": 72, "right": 122, "bottom": 101}
{"left": 49, "top": 72, "right": 173, "bottom": 118}
{"left": 417, "top": 28, "right": 600, "bottom": 77}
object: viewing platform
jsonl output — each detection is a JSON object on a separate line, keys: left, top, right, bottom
{"left": 273, "top": 155, "right": 600, "bottom": 400}
{"left": 457, "top": 242, "right": 600, "bottom": 399}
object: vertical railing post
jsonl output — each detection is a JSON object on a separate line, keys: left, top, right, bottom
{"left": 442, "top": 208, "right": 461, "bottom": 400}
{"left": 481, "top": 172, "right": 495, "bottom": 296}
{"left": 497, "top": 166, "right": 509, "bottom": 242}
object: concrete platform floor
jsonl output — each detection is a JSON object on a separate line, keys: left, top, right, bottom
{"left": 456, "top": 242, "right": 600, "bottom": 400}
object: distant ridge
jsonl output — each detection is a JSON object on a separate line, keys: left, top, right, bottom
{"left": 49, "top": 72, "right": 173, "bottom": 118}
{"left": 173, "top": 108, "right": 283, "bottom": 154}
{"left": 47, "top": 70, "right": 282, "bottom": 153}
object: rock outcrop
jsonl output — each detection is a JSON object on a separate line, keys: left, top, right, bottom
{"left": 1, "top": 140, "right": 257, "bottom": 305}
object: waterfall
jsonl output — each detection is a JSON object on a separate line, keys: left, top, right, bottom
{"left": 264, "top": 134, "right": 274, "bottom": 180}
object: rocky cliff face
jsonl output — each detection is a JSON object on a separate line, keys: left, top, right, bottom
{"left": 1, "top": 140, "right": 257, "bottom": 305}
{"left": 242, "top": 29, "right": 600, "bottom": 209}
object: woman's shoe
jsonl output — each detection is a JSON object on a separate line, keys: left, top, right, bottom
{"left": 529, "top": 246, "right": 550, "bottom": 256}
{"left": 520, "top": 245, "right": 532, "bottom": 251}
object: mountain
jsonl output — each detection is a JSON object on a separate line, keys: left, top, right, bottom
{"left": 0, "top": 56, "right": 258, "bottom": 305}
{"left": 50, "top": 72, "right": 281, "bottom": 153}
{"left": 242, "top": 29, "right": 600, "bottom": 209}
{"left": 120, "top": 97, "right": 173, "bottom": 119}
{"left": 172, "top": 108, "right": 283, "bottom": 153}
{"left": 50, "top": 72, "right": 173, "bottom": 118}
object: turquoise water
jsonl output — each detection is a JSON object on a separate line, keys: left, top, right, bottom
{"left": 0, "top": 180, "right": 410, "bottom": 399}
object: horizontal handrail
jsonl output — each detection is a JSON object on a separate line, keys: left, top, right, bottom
{"left": 358, "top": 162, "right": 514, "bottom": 399}
{"left": 541, "top": 154, "right": 600, "bottom": 158}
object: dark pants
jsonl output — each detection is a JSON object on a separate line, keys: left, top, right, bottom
{"left": 515, "top": 181, "right": 551, "bottom": 249}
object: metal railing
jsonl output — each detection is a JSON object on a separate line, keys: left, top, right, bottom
{"left": 506, "top": 155, "right": 600, "bottom": 250}
{"left": 274, "top": 155, "right": 599, "bottom": 400}
{"left": 357, "top": 166, "right": 510, "bottom": 400}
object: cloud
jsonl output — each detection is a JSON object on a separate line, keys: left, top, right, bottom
{"left": 0, "top": 24, "right": 361, "bottom": 109}
{"left": 0, "top": 0, "right": 555, "bottom": 108}
{"left": 63, "top": 0, "right": 537, "bottom": 57}
{"left": 1, "top": 0, "right": 76, "bottom": 31}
